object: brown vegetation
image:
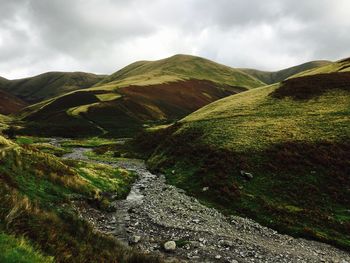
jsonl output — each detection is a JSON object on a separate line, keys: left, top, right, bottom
{"left": 271, "top": 72, "right": 350, "bottom": 100}
{"left": 0, "top": 90, "right": 27, "bottom": 115}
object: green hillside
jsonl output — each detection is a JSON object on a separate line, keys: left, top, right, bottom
{"left": 98, "top": 54, "right": 265, "bottom": 89}
{"left": 293, "top": 57, "right": 350, "bottom": 77}
{"left": 145, "top": 61, "right": 350, "bottom": 249}
{"left": 2, "top": 72, "right": 105, "bottom": 103}
{"left": 20, "top": 55, "right": 263, "bottom": 137}
{"left": 240, "top": 60, "right": 331, "bottom": 84}
{"left": 0, "top": 135, "right": 160, "bottom": 262}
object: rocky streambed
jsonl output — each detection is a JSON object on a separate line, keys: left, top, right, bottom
{"left": 59, "top": 142, "right": 350, "bottom": 263}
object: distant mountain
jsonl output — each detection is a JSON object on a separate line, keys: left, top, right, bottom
{"left": 291, "top": 57, "right": 350, "bottom": 77}
{"left": 21, "top": 54, "right": 264, "bottom": 137}
{"left": 146, "top": 57, "right": 350, "bottom": 250}
{"left": 2, "top": 72, "right": 105, "bottom": 103}
{"left": 240, "top": 60, "right": 331, "bottom": 84}
{"left": 99, "top": 54, "right": 264, "bottom": 89}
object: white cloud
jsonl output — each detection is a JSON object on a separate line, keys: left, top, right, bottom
{"left": 0, "top": 0, "right": 349, "bottom": 79}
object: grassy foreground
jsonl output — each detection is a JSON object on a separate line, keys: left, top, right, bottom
{"left": 143, "top": 71, "right": 350, "bottom": 250}
{"left": 0, "top": 135, "right": 161, "bottom": 263}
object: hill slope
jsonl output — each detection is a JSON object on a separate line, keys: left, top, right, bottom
{"left": 2, "top": 72, "right": 105, "bottom": 103}
{"left": 240, "top": 60, "right": 331, "bottom": 84}
{"left": 0, "top": 89, "right": 27, "bottom": 115}
{"left": 21, "top": 55, "right": 264, "bottom": 137}
{"left": 99, "top": 54, "right": 265, "bottom": 89}
{"left": 292, "top": 57, "right": 350, "bottom": 77}
{"left": 0, "top": 135, "right": 159, "bottom": 262}
{"left": 145, "top": 59, "right": 350, "bottom": 250}
{"left": 0, "top": 76, "right": 10, "bottom": 88}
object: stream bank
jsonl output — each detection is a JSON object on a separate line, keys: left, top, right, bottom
{"left": 56, "top": 140, "right": 350, "bottom": 263}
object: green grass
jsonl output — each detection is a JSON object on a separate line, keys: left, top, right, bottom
{"left": 181, "top": 85, "right": 349, "bottom": 151}
{"left": 96, "top": 93, "right": 121, "bottom": 101}
{"left": 0, "top": 232, "right": 53, "bottom": 263}
{"left": 77, "top": 162, "right": 137, "bottom": 198}
{"left": 16, "top": 136, "right": 48, "bottom": 145}
{"left": 0, "top": 135, "right": 162, "bottom": 262}
{"left": 145, "top": 71, "right": 350, "bottom": 250}
{"left": 61, "top": 137, "right": 116, "bottom": 148}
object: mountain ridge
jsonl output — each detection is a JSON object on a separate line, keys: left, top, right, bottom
{"left": 1, "top": 71, "right": 106, "bottom": 103}
{"left": 240, "top": 60, "right": 331, "bottom": 84}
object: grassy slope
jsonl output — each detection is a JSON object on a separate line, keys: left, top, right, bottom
{"left": 240, "top": 60, "right": 331, "bottom": 84}
{"left": 2, "top": 72, "right": 105, "bottom": 103}
{"left": 0, "top": 232, "right": 53, "bottom": 263}
{"left": 20, "top": 55, "right": 264, "bottom": 138}
{"left": 146, "top": 63, "right": 350, "bottom": 249}
{"left": 97, "top": 54, "right": 265, "bottom": 90}
{"left": 0, "top": 135, "right": 161, "bottom": 263}
{"left": 293, "top": 57, "right": 350, "bottom": 77}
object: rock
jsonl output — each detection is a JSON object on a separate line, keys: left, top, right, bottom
{"left": 202, "top": 186, "right": 209, "bottom": 192}
{"left": 215, "top": 255, "right": 222, "bottom": 259}
{"left": 192, "top": 219, "right": 200, "bottom": 224}
{"left": 130, "top": 235, "right": 141, "bottom": 244}
{"left": 240, "top": 170, "right": 253, "bottom": 180}
{"left": 164, "top": 241, "right": 176, "bottom": 251}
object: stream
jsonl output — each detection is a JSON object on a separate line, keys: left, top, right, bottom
{"left": 54, "top": 139, "right": 350, "bottom": 263}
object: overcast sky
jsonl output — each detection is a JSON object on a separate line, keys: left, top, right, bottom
{"left": 0, "top": 0, "right": 349, "bottom": 79}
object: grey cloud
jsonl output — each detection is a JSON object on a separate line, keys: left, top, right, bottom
{"left": 0, "top": 0, "right": 349, "bottom": 79}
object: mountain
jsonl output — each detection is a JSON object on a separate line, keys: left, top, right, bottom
{"left": 20, "top": 55, "right": 264, "bottom": 137}
{"left": 240, "top": 60, "right": 331, "bottom": 84}
{"left": 99, "top": 54, "right": 265, "bottom": 88}
{"left": 0, "top": 76, "right": 10, "bottom": 88}
{"left": 144, "top": 58, "right": 350, "bottom": 249}
{"left": 2, "top": 72, "right": 105, "bottom": 103}
{"left": 0, "top": 89, "right": 27, "bottom": 115}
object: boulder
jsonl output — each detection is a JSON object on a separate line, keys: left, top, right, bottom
{"left": 164, "top": 241, "right": 176, "bottom": 251}
{"left": 240, "top": 170, "right": 253, "bottom": 180}
{"left": 130, "top": 235, "right": 141, "bottom": 244}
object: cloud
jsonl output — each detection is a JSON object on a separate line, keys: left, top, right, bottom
{"left": 0, "top": 0, "right": 349, "bottom": 79}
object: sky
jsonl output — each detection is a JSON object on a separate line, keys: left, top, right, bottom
{"left": 0, "top": 0, "right": 349, "bottom": 79}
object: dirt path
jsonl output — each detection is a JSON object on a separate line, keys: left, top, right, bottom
{"left": 59, "top": 143, "right": 350, "bottom": 263}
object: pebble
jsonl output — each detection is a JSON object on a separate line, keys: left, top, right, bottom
{"left": 164, "top": 241, "right": 176, "bottom": 251}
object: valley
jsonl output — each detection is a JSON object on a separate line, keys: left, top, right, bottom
{"left": 44, "top": 138, "right": 350, "bottom": 262}
{"left": 0, "top": 54, "right": 349, "bottom": 263}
